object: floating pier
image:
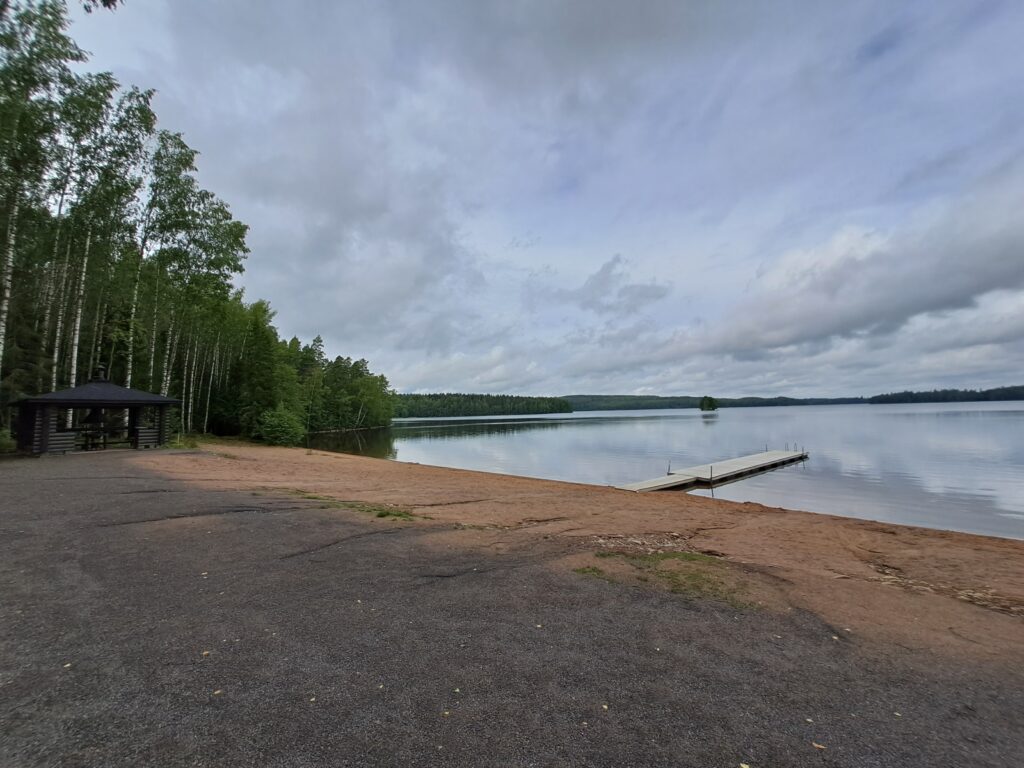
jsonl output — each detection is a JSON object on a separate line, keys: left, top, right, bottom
{"left": 617, "top": 449, "right": 808, "bottom": 493}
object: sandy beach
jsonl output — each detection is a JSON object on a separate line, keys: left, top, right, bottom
{"left": 134, "top": 443, "right": 1024, "bottom": 660}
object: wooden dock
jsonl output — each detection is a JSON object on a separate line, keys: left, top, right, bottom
{"left": 617, "top": 450, "right": 808, "bottom": 492}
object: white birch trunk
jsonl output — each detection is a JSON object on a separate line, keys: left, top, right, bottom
{"left": 65, "top": 226, "right": 91, "bottom": 427}
{"left": 87, "top": 293, "right": 104, "bottom": 383}
{"left": 159, "top": 320, "right": 173, "bottom": 396}
{"left": 35, "top": 259, "right": 53, "bottom": 334}
{"left": 162, "top": 321, "right": 180, "bottom": 397}
{"left": 179, "top": 334, "right": 192, "bottom": 433}
{"left": 50, "top": 240, "right": 73, "bottom": 392}
{"left": 38, "top": 181, "right": 68, "bottom": 333}
{"left": 0, "top": 188, "right": 20, "bottom": 380}
{"left": 124, "top": 249, "right": 144, "bottom": 390}
{"left": 146, "top": 268, "right": 160, "bottom": 390}
{"left": 189, "top": 340, "right": 203, "bottom": 433}
{"left": 160, "top": 315, "right": 175, "bottom": 397}
{"left": 203, "top": 342, "right": 218, "bottom": 434}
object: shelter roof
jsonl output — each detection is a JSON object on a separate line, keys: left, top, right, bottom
{"left": 13, "top": 377, "right": 180, "bottom": 408}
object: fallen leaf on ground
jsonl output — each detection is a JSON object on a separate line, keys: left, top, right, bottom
{"left": 812, "top": 742, "right": 826, "bottom": 750}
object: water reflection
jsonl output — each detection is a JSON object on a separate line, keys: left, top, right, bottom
{"left": 310, "top": 428, "right": 397, "bottom": 459}
{"left": 309, "top": 403, "right": 1024, "bottom": 540}
{"left": 393, "top": 419, "right": 564, "bottom": 441}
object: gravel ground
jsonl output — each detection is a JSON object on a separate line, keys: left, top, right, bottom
{"left": 1, "top": 452, "right": 1021, "bottom": 767}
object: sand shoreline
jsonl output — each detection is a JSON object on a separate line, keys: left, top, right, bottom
{"left": 129, "top": 442, "right": 1024, "bottom": 660}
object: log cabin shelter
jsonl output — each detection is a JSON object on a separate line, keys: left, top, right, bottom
{"left": 10, "top": 368, "right": 180, "bottom": 455}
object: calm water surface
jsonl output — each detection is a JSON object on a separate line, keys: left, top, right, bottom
{"left": 310, "top": 403, "right": 1024, "bottom": 540}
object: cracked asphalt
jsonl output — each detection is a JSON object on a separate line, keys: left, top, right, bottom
{"left": 1, "top": 452, "right": 1022, "bottom": 767}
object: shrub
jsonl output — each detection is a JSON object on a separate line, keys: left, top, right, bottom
{"left": 167, "top": 434, "right": 199, "bottom": 449}
{"left": 257, "top": 408, "right": 306, "bottom": 446}
{"left": 0, "top": 429, "right": 15, "bottom": 453}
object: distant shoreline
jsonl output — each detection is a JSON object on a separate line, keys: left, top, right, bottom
{"left": 562, "top": 385, "right": 1024, "bottom": 412}
{"left": 391, "top": 386, "right": 1024, "bottom": 418}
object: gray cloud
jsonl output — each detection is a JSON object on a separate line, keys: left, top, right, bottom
{"left": 712, "top": 161, "right": 1024, "bottom": 356}
{"left": 550, "top": 255, "right": 671, "bottom": 317}
{"left": 71, "top": 0, "right": 1024, "bottom": 397}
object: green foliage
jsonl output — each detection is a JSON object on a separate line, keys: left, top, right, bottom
{"left": 256, "top": 407, "right": 305, "bottom": 446}
{"left": 868, "top": 386, "right": 1024, "bottom": 404}
{"left": 166, "top": 433, "right": 198, "bottom": 449}
{"left": 593, "top": 550, "right": 746, "bottom": 606}
{"left": 373, "top": 508, "right": 414, "bottom": 520}
{"left": 699, "top": 395, "right": 718, "bottom": 411}
{"left": 80, "top": 0, "right": 120, "bottom": 12}
{"left": 0, "top": 427, "right": 15, "bottom": 452}
{"left": 319, "top": 355, "right": 393, "bottom": 429}
{"left": 573, "top": 566, "right": 608, "bottom": 579}
{"left": 394, "top": 393, "right": 572, "bottom": 418}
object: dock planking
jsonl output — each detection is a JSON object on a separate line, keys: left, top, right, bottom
{"left": 617, "top": 450, "right": 808, "bottom": 492}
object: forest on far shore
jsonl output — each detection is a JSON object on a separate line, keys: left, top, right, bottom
{"left": 0, "top": 1, "right": 392, "bottom": 448}
{"left": 393, "top": 385, "right": 1024, "bottom": 419}
{"left": 393, "top": 393, "right": 571, "bottom": 418}
{"left": 563, "top": 385, "right": 1024, "bottom": 412}
{"left": 866, "top": 385, "right": 1024, "bottom": 404}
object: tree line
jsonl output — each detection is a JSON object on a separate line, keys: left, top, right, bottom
{"left": 0, "top": 1, "right": 392, "bottom": 447}
{"left": 565, "top": 388, "right": 1023, "bottom": 411}
{"left": 393, "top": 393, "right": 572, "bottom": 418}
{"left": 561, "top": 394, "right": 865, "bottom": 410}
{"left": 867, "top": 386, "right": 1024, "bottom": 404}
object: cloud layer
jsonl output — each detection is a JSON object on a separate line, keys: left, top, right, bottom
{"left": 72, "top": 1, "right": 1024, "bottom": 396}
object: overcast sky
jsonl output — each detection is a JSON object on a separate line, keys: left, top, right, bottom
{"left": 71, "top": 1, "right": 1024, "bottom": 397}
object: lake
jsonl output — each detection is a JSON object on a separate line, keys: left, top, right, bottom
{"left": 309, "top": 402, "right": 1024, "bottom": 540}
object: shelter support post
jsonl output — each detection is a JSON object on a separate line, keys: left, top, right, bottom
{"left": 157, "top": 407, "right": 169, "bottom": 446}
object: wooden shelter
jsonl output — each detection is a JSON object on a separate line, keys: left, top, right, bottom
{"left": 10, "top": 369, "right": 180, "bottom": 455}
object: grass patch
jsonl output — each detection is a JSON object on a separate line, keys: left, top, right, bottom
{"left": 292, "top": 491, "right": 347, "bottom": 509}
{"left": 196, "top": 435, "right": 262, "bottom": 446}
{"left": 332, "top": 500, "right": 415, "bottom": 520}
{"left": 166, "top": 434, "right": 200, "bottom": 449}
{"left": 594, "top": 549, "right": 747, "bottom": 607}
{"left": 286, "top": 490, "right": 417, "bottom": 520}
{"left": 573, "top": 566, "right": 609, "bottom": 579}
{"left": 598, "top": 548, "right": 716, "bottom": 569}
{"left": 373, "top": 507, "right": 416, "bottom": 520}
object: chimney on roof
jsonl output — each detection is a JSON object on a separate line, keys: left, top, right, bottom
{"left": 91, "top": 365, "right": 107, "bottom": 383}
